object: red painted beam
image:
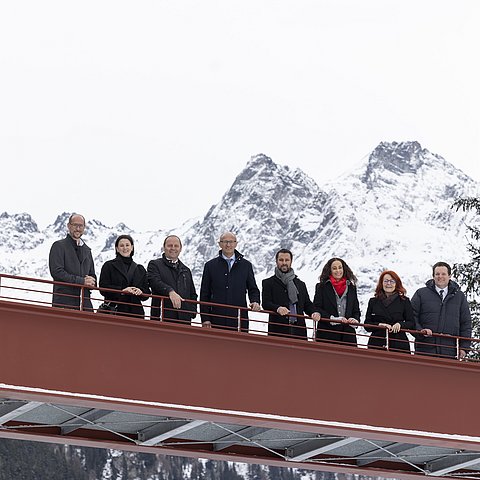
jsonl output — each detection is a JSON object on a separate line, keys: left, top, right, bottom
{"left": 1, "top": 300, "right": 480, "bottom": 449}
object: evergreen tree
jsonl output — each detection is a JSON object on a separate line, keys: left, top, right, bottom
{"left": 452, "top": 197, "right": 480, "bottom": 356}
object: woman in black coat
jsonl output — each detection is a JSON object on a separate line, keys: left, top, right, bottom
{"left": 99, "top": 235, "right": 150, "bottom": 318}
{"left": 365, "top": 270, "right": 414, "bottom": 353}
{"left": 313, "top": 258, "right": 360, "bottom": 345}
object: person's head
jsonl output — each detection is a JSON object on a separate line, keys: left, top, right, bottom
{"left": 275, "top": 249, "right": 293, "bottom": 273}
{"left": 319, "top": 258, "right": 357, "bottom": 285}
{"left": 67, "top": 213, "right": 86, "bottom": 241}
{"left": 432, "top": 262, "right": 451, "bottom": 289}
{"left": 218, "top": 232, "right": 237, "bottom": 257}
{"left": 115, "top": 234, "right": 134, "bottom": 257}
{"left": 163, "top": 235, "right": 182, "bottom": 261}
{"left": 375, "top": 270, "right": 406, "bottom": 298}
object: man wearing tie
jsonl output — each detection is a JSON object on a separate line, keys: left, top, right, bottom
{"left": 412, "top": 262, "right": 471, "bottom": 359}
{"left": 49, "top": 213, "right": 96, "bottom": 310}
{"left": 200, "top": 232, "right": 261, "bottom": 331}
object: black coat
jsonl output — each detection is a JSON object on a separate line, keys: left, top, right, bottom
{"left": 365, "top": 295, "right": 414, "bottom": 353}
{"left": 147, "top": 255, "right": 198, "bottom": 323}
{"left": 313, "top": 281, "right": 360, "bottom": 345}
{"left": 411, "top": 279, "right": 472, "bottom": 358}
{"left": 49, "top": 235, "right": 96, "bottom": 310}
{"left": 200, "top": 250, "right": 260, "bottom": 331}
{"left": 262, "top": 275, "right": 316, "bottom": 340}
{"left": 99, "top": 257, "right": 150, "bottom": 318}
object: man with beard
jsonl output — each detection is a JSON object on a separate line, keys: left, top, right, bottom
{"left": 262, "top": 249, "right": 320, "bottom": 340}
{"left": 147, "top": 235, "right": 197, "bottom": 323}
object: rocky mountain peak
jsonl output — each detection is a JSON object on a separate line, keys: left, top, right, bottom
{"left": 363, "top": 141, "right": 428, "bottom": 184}
{"left": 180, "top": 155, "right": 328, "bottom": 277}
{"left": 0, "top": 212, "right": 39, "bottom": 234}
{"left": 48, "top": 212, "right": 72, "bottom": 235}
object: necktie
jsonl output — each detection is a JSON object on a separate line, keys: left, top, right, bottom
{"left": 228, "top": 258, "right": 234, "bottom": 271}
{"left": 439, "top": 290, "right": 444, "bottom": 301}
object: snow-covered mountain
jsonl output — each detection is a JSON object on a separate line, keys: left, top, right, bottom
{"left": 1, "top": 141, "right": 478, "bottom": 313}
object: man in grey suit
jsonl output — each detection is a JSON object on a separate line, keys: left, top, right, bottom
{"left": 49, "top": 213, "right": 96, "bottom": 310}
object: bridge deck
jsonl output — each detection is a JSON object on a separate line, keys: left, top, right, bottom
{"left": 1, "top": 293, "right": 480, "bottom": 479}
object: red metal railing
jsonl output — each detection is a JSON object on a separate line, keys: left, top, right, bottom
{"left": 0, "top": 272, "right": 477, "bottom": 361}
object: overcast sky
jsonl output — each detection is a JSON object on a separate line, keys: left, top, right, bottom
{"left": 1, "top": 0, "right": 479, "bottom": 231}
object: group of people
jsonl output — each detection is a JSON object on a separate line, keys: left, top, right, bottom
{"left": 48, "top": 214, "right": 473, "bottom": 360}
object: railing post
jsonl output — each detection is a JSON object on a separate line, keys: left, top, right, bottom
{"left": 237, "top": 308, "right": 242, "bottom": 332}
{"left": 80, "top": 285, "right": 84, "bottom": 311}
{"left": 456, "top": 337, "right": 460, "bottom": 360}
{"left": 385, "top": 328, "right": 390, "bottom": 351}
{"left": 160, "top": 297, "right": 164, "bottom": 322}
{"left": 312, "top": 317, "right": 317, "bottom": 342}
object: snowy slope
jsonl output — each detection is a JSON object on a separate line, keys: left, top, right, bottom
{"left": 1, "top": 141, "right": 478, "bottom": 318}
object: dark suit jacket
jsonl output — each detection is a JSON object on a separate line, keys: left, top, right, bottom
{"left": 99, "top": 257, "right": 150, "bottom": 318}
{"left": 147, "top": 255, "right": 197, "bottom": 322}
{"left": 262, "top": 275, "right": 316, "bottom": 340}
{"left": 49, "top": 235, "right": 96, "bottom": 310}
{"left": 200, "top": 250, "right": 260, "bottom": 331}
{"left": 313, "top": 281, "right": 360, "bottom": 345}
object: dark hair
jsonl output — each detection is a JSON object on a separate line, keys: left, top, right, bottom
{"left": 319, "top": 258, "right": 357, "bottom": 285}
{"left": 275, "top": 248, "right": 293, "bottom": 261}
{"left": 432, "top": 261, "right": 451, "bottom": 276}
{"left": 163, "top": 235, "right": 182, "bottom": 248}
{"left": 68, "top": 213, "right": 85, "bottom": 225}
{"left": 374, "top": 270, "right": 406, "bottom": 298}
{"left": 115, "top": 234, "right": 135, "bottom": 257}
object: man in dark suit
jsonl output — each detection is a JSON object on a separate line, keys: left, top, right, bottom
{"left": 147, "top": 235, "right": 197, "bottom": 323}
{"left": 262, "top": 249, "right": 320, "bottom": 340}
{"left": 412, "top": 261, "right": 472, "bottom": 359}
{"left": 200, "top": 232, "right": 260, "bottom": 331}
{"left": 49, "top": 213, "right": 96, "bottom": 310}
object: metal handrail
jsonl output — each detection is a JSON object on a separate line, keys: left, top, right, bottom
{"left": 0, "top": 272, "right": 477, "bottom": 360}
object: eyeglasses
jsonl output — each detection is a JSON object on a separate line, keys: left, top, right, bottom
{"left": 383, "top": 279, "right": 396, "bottom": 285}
{"left": 69, "top": 223, "right": 85, "bottom": 230}
{"left": 220, "top": 240, "right": 237, "bottom": 245}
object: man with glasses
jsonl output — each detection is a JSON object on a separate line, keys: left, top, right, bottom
{"left": 200, "top": 231, "right": 261, "bottom": 331}
{"left": 49, "top": 213, "right": 96, "bottom": 310}
{"left": 411, "top": 262, "right": 471, "bottom": 359}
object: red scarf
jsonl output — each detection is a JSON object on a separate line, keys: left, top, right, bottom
{"left": 330, "top": 275, "right": 347, "bottom": 297}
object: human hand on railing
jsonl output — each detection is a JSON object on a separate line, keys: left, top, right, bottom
{"left": 123, "top": 287, "right": 143, "bottom": 295}
{"left": 420, "top": 328, "right": 433, "bottom": 336}
{"left": 390, "top": 322, "right": 401, "bottom": 333}
{"left": 84, "top": 275, "right": 96, "bottom": 287}
{"left": 169, "top": 290, "right": 183, "bottom": 309}
{"left": 277, "top": 306, "right": 290, "bottom": 316}
{"left": 202, "top": 321, "right": 212, "bottom": 328}
{"left": 379, "top": 322, "right": 392, "bottom": 332}
{"left": 345, "top": 317, "right": 360, "bottom": 325}
{"left": 311, "top": 312, "right": 321, "bottom": 321}
{"left": 250, "top": 302, "right": 261, "bottom": 311}
{"left": 459, "top": 349, "right": 467, "bottom": 360}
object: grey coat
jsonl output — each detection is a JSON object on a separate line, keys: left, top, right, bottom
{"left": 411, "top": 279, "right": 472, "bottom": 358}
{"left": 49, "top": 235, "right": 96, "bottom": 310}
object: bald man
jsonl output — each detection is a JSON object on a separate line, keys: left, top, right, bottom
{"left": 200, "top": 232, "right": 260, "bottom": 331}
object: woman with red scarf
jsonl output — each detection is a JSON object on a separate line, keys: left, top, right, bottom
{"left": 313, "top": 258, "right": 361, "bottom": 345}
